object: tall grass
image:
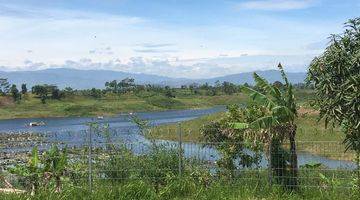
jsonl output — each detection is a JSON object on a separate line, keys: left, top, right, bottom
{"left": 1, "top": 178, "right": 358, "bottom": 200}
{"left": 2, "top": 142, "right": 359, "bottom": 200}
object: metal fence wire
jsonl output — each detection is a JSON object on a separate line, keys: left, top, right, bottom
{"left": 1, "top": 124, "right": 359, "bottom": 192}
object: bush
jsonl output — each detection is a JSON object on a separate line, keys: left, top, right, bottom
{"left": 103, "top": 145, "right": 180, "bottom": 189}
{"left": 145, "top": 95, "right": 184, "bottom": 109}
{"left": 102, "top": 147, "right": 138, "bottom": 182}
{"left": 63, "top": 105, "right": 98, "bottom": 115}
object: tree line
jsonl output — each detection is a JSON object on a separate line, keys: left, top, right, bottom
{"left": 0, "top": 77, "right": 239, "bottom": 104}
{"left": 0, "top": 76, "right": 313, "bottom": 104}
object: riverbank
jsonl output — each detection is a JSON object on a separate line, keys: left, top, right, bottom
{"left": 0, "top": 93, "right": 247, "bottom": 120}
{"left": 149, "top": 108, "right": 354, "bottom": 161}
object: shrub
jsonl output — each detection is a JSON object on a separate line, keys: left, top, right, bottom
{"left": 145, "top": 95, "right": 184, "bottom": 109}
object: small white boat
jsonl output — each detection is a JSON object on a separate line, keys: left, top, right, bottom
{"left": 29, "top": 122, "right": 45, "bottom": 127}
{"left": 97, "top": 116, "right": 104, "bottom": 120}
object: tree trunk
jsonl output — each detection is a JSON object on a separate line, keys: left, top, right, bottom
{"left": 288, "top": 125, "right": 298, "bottom": 190}
{"left": 31, "top": 184, "right": 36, "bottom": 196}
{"left": 55, "top": 176, "right": 61, "bottom": 193}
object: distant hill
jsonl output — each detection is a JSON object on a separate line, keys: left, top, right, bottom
{"left": 200, "top": 70, "right": 307, "bottom": 85}
{"left": 0, "top": 68, "right": 190, "bottom": 89}
{"left": 0, "top": 68, "right": 307, "bottom": 89}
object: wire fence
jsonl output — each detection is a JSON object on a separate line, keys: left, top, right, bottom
{"left": 0, "top": 123, "right": 359, "bottom": 192}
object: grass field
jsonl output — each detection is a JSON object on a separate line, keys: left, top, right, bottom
{"left": 0, "top": 89, "right": 314, "bottom": 120}
{"left": 0, "top": 93, "right": 247, "bottom": 119}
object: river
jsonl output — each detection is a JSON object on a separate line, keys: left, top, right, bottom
{"left": 0, "top": 106, "right": 356, "bottom": 169}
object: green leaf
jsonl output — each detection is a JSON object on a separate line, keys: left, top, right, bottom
{"left": 229, "top": 122, "right": 249, "bottom": 130}
{"left": 277, "top": 63, "right": 290, "bottom": 87}
{"left": 250, "top": 116, "right": 279, "bottom": 129}
{"left": 253, "top": 73, "right": 284, "bottom": 104}
{"left": 30, "top": 146, "right": 39, "bottom": 167}
{"left": 241, "top": 86, "right": 276, "bottom": 109}
{"left": 272, "top": 106, "right": 294, "bottom": 122}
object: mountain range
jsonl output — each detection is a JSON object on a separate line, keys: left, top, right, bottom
{"left": 0, "top": 68, "right": 307, "bottom": 89}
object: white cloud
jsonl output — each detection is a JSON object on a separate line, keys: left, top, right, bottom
{"left": 0, "top": 1, "right": 335, "bottom": 76}
{"left": 134, "top": 49, "right": 179, "bottom": 53}
{"left": 0, "top": 4, "right": 148, "bottom": 66}
{"left": 0, "top": 3, "right": 144, "bottom": 23}
{"left": 133, "top": 43, "right": 178, "bottom": 54}
{"left": 89, "top": 46, "right": 114, "bottom": 55}
{"left": 137, "top": 43, "right": 175, "bottom": 48}
{"left": 236, "top": 0, "right": 317, "bottom": 11}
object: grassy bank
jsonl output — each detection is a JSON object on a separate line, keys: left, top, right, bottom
{"left": 0, "top": 93, "right": 247, "bottom": 120}
{"left": 149, "top": 108, "right": 352, "bottom": 160}
{"left": 150, "top": 109, "right": 343, "bottom": 142}
{"left": 148, "top": 89, "right": 352, "bottom": 159}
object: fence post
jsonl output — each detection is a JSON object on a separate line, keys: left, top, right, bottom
{"left": 178, "top": 123, "right": 183, "bottom": 177}
{"left": 357, "top": 151, "right": 360, "bottom": 189}
{"left": 268, "top": 140, "right": 273, "bottom": 186}
{"left": 88, "top": 121, "right": 93, "bottom": 193}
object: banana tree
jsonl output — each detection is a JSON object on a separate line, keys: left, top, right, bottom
{"left": 42, "top": 145, "right": 68, "bottom": 192}
{"left": 9, "top": 147, "right": 44, "bottom": 195}
{"left": 232, "top": 63, "right": 298, "bottom": 189}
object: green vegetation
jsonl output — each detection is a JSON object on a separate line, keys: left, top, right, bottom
{"left": 150, "top": 87, "right": 317, "bottom": 142}
{"left": 225, "top": 64, "right": 300, "bottom": 189}
{"left": 150, "top": 112, "right": 225, "bottom": 142}
{"left": 0, "top": 75, "right": 255, "bottom": 119}
{"left": 0, "top": 92, "right": 247, "bottom": 119}
{"left": 308, "top": 17, "right": 360, "bottom": 188}
{"left": 150, "top": 108, "right": 351, "bottom": 161}
{"left": 150, "top": 110, "right": 343, "bottom": 142}
{"left": 0, "top": 78, "right": 10, "bottom": 94}
{"left": 1, "top": 17, "right": 359, "bottom": 200}
{"left": 10, "top": 85, "right": 21, "bottom": 103}
{"left": 149, "top": 88, "right": 350, "bottom": 161}
{"left": 1, "top": 179, "right": 357, "bottom": 200}
{"left": 1, "top": 141, "right": 358, "bottom": 200}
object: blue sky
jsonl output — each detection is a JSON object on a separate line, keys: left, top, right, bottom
{"left": 0, "top": 0, "right": 359, "bottom": 78}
